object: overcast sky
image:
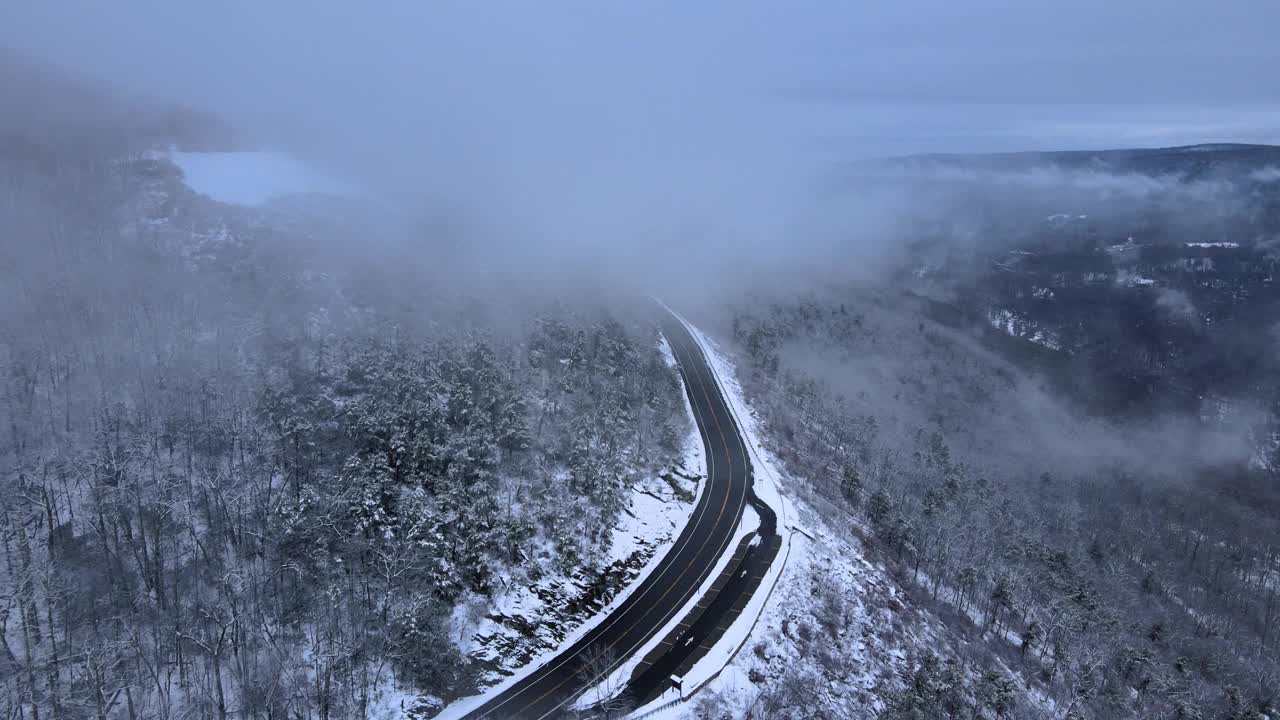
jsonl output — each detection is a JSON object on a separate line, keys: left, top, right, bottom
{"left": 4, "top": 1, "right": 1279, "bottom": 288}
{"left": 6, "top": 2, "right": 1279, "bottom": 158}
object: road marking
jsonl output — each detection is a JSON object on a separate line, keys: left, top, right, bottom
{"left": 469, "top": 323, "right": 724, "bottom": 719}
{"left": 520, "top": 319, "right": 750, "bottom": 720}
{"left": 474, "top": 318, "right": 747, "bottom": 720}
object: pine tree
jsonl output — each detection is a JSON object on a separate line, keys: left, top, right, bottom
{"left": 841, "top": 465, "right": 863, "bottom": 506}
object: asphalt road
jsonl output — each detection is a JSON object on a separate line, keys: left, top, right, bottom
{"left": 623, "top": 466, "right": 778, "bottom": 708}
{"left": 460, "top": 308, "right": 755, "bottom": 720}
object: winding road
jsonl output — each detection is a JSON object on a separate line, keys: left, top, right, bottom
{"left": 458, "top": 308, "right": 777, "bottom": 719}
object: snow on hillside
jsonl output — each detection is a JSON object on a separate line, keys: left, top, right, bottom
{"left": 642, "top": 326, "right": 1049, "bottom": 720}
{"left": 573, "top": 318, "right": 784, "bottom": 714}
{"left": 575, "top": 319, "right": 899, "bottom": 720}
{"left": 171, "top": 150, "right": 350, "bottom": 205}
{"left": 669, "top": 523, "right": 913, "bottom": 719}
{"left": 434, "top": 339, "right": 706, "bottom": 720}
{"left": 450, "top": 458, "right": 701, "bottom": 688}
{"left": 1115, "top": 269, "right": 1156, "bottom": 287}
{"left": 987, "top": 308, "right": 1062, "bottom": 350}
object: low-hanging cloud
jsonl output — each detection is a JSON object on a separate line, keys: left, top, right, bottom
{"left": 3, "top": 2, "right": 1280, "bottom": 304}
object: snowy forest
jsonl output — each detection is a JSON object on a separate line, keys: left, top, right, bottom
{"left": 0, "top": 68, "right": 691, "bottom": 718}
{"left": 715, "top": 288, "right": 1279, "bottom": 720}
{"left": 6, "top": 18, "right": 1280, "bottom": 719}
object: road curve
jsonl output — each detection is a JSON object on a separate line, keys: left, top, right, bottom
{"left": 458, "top": 308, "right": 754, "bottom": 720}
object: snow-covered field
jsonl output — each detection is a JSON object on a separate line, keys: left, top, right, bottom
{"left": 664, "top": 524, "right": 911, "bottom": 719}
{"left": 171, "top": 150, "right": 350, "bottom": 205}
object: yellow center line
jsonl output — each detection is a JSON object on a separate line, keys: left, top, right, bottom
{"left": 522, "top": 322, "right": 748, "bottom": 720}
{"left": 474, "top": 321, "right": 733, "bottom": 719}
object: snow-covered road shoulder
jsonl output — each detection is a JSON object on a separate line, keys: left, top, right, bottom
{"left": 433, "top": 339, "right": 707, "bottom": 720}
{"left": 638, "top": 311, "right": 964, "bottom": 720}
{"left": 170, "top": 149, "right": 351, "bottom": 206}
{"left": 617, "top": 308, "right": 797, "bottom": 717}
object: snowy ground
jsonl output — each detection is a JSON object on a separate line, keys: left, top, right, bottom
{"left": 628, "top": 318, "right": 954, "bottom": 720}
{"left": 639, "top": 314, "right": 794, "bottom": 694}
{"left": 574, "top": 504, "right": 761, "bottom": 713}
{"left": 628, "top": 483, "right": 934, "bottom": 720}
{"left": 987, "top": 307, "right": 1063, "bottom": 350}
{"left": 573, "top": 310, "right": 790, "bottom": 710}
{"left": 664, "top": 524, "right": 908, "bottom": 719}
{"left": 433, "top": 339, "right": 706, "bottom": 720}
{"left": 170, "top": 149, "right": 351, "bottom": 205}
{"left": 454, "top": 462, "right": 703, "bottom": 685}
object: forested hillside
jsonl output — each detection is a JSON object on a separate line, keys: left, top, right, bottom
{"left": 715, "top": 284, "right": 1278, "bottom": 718}
{"left": 0, "top": 75, "right": 690, "bottom": 718}
{"left": 7, "top": 40, "right": 1280, "bottom": 720}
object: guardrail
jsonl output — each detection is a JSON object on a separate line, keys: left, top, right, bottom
{"left": 622, "top": 310, "right": 796, "bottom": 720}
{"left": 622, "top": 528, "right": 794, "bottom": 719}
{"left": 627, "top": 696, "right": 681, "bottom": 720}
